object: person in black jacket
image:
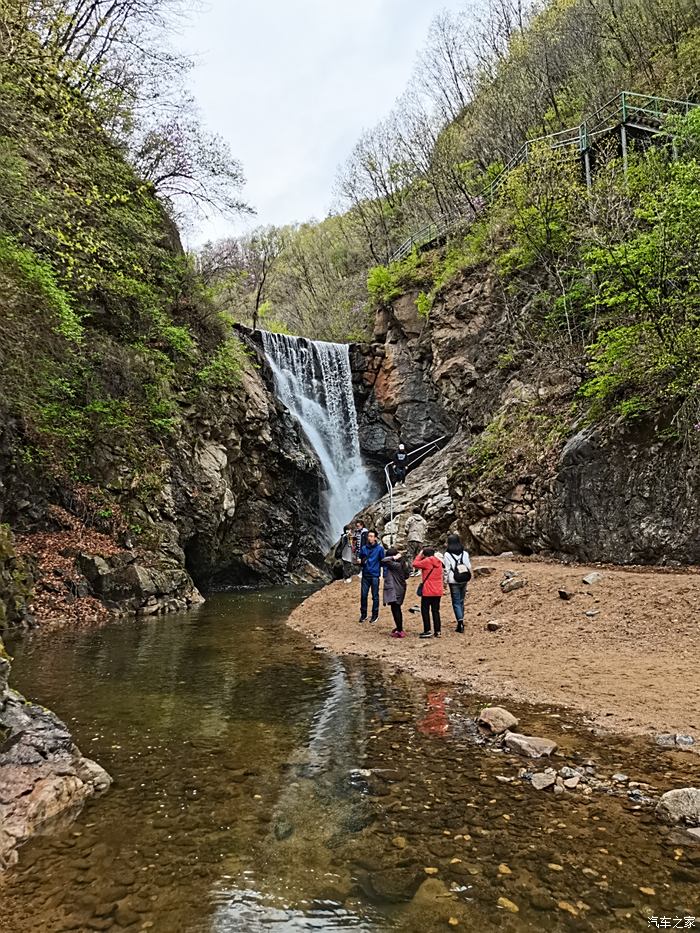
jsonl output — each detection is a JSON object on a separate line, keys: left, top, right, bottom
{"left": 392, "top": 444, "right": 408, "bottom": 486}
{"left": 382, "top": 547, "right": 410, "bottom": 637}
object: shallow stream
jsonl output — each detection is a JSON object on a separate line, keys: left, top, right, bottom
{"left": 2, "top": 590, "right": 699, "bottom": 931}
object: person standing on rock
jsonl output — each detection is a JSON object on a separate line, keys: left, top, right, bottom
{"left": 341, "top": 525, "right": 354, "bottom": 582}
{"left": 392, "top": 444, "right": 408, "bottom": 486}
{"left": 413, "top": 547, "right": 444, "bottom": 638}
{"left": 443, "top": 533, "right": 472, "bottom": 633}
{"left": 404, "top": 509, "right": 428, "bottom": 575}
{"left": 358, "top": 531, "right": 385, "bottom": 623}
{"left": 382, "top": 547, "right": 410, "bottom": 637}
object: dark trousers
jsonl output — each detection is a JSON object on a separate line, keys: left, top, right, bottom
{"left": 421, "top": 596, "right": 441, "bottom": 634}
{"left": 360, "top": 574, "right": 380, "bottom": 620}
{"left": 389, "top": 602, "right": 403, "bottom": 632}
{"left": 449, "top": 583, "right": 467, "bottom": 622}
{"left": 342, "top": 560, "right": 353, "bottom": 579}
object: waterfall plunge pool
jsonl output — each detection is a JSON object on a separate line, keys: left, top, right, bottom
{"left": 2, "top": 590, "right": 699, "bottom": 931}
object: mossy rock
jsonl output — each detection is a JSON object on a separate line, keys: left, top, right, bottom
{"left": 0, "top": 525, "right": 35, "bottom": 633}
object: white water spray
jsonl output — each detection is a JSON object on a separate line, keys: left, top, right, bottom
{"left": 261, "top": 331, "right": 373, "bottom": 544}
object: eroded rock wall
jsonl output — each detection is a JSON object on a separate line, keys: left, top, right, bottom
{"left": 355, "top": 264, "right": 699, "bottom": 566}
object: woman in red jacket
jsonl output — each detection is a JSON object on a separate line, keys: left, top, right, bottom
{"left": 412, "top": 547, "right": 444, "bottom": 639}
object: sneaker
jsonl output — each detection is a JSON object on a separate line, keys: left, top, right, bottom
{"left": 434, "top": 631, "right": 442, "bottom": 638}
{"left": 345, "top": 577, "right": 353, "bottom": 584}
{"left": 396, "top": 631, "right": 406, "bottom": 638}
{"left": 455, "top": 621, "right": 464, "bottom": 634}
{"left": 390, "top": 630, "right": 400, "bottom": 638}
{"left": 358, "top": 617, "right": 367, "bottom": 624}
{"left": 369, "top": 616, "right": 379, "bottom": 624}
{"left": 419, "top": 632, "right": 433, "bottom": 639}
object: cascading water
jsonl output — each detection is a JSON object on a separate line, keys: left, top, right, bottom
{"left": 261, "top": 331, "right": 373, "bottom": 544}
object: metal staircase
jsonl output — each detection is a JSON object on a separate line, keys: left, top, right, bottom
{"left": 389, "top": 92, "right": 698, "bottom": 264}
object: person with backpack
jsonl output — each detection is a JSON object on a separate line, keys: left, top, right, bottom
{"left": 412, "top": 547, "right": 444, "bottom": 639}
{"left": 358, "top": 530, "right": 385, "bottom": 623}
{"left": 382, "top": 547, "right": 410, "bottom": 638}
{"left": 443, "top": 533, "right": 472, "bottom": 633}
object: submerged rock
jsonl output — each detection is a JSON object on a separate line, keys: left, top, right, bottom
{"left": 531, "top": 772, "right": 556, "bottom": 790}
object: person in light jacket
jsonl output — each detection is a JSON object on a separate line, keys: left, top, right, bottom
{"left": 382, "top": 547, "right": 410, "bottom": 637}
{"left": 442, "top": 533, "right": 472, "bottom": 633}
{"left": 341, "top": 525, "right": 354, "bottom": 582}
{"left": 404, "top": 509, "right": 428, "bottom": 575}
{"left": 412, "top": 547, "right": 444, "bottom": 639}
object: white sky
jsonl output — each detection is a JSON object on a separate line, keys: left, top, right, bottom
{"left": 175, "top": 0, "right": 465, "bottom": 245}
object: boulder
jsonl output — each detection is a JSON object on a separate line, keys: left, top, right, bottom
{"left": 656, "top": 788, "right": 700, "bottom": 826}
{"left": 478, "top": 706, "right": 519, "bottom": 735}
{"left": 368, "top": 866, "right": 424, "bottom": 902}
{"left": 504, "top": 732, "right": 558, "bottom": 758}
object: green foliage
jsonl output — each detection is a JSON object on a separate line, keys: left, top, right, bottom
{"left": 0, "top": 236, "right": 83, "bottom": 342}
{"left": 196, "top": 338, "right": 249, "bottom": 391}
{"left": 416, "top": 291, "right": 433, "bottom": 319}
{"left": 367, "top": 249, "right": 431, "bottom": 309}
{"left": 0, "top": 17, "right": 246, "bottom": 502}
{"left": 464, "top": 404, "right": 569, "bottom": 483}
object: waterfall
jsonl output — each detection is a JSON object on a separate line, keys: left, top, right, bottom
{"left": 260, "top": 331, "right": 372, "bottom": 544}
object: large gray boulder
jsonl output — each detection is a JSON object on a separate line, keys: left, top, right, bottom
{"left": 656, "top": 788, "right": 700, "bottom": 826}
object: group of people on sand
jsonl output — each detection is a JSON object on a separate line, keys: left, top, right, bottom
{"left": 337, "top": 517, "right": 472, "bottom": 639}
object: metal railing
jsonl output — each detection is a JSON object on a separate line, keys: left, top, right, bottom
{"left": 384, "top": 435, "right": 448, "bottom": 525}
{"left": 388, "top": 91, "right": 698, "bottom": 263}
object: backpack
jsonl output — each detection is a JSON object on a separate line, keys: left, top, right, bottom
{"left": 449, "top": 552, "right": 471, "bottom": 585}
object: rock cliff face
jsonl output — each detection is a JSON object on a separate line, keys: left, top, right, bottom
{"left": 353, "top": 264, "right": 698, "bottom": 566}
{"left": 0, "top": 639, "right": 111, "bottom": 870}
{"left": 0, "top": 340, "right": 327, "bottom": 630}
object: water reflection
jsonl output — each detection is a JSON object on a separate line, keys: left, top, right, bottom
{"left": 1, "top": 590, "right": 699, "bottom": 932}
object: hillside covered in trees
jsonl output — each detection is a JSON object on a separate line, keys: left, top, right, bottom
{"left": 202, "top": 0, "right": 699, "bottom": 346}
{"left": 0, "top": 0, "right": 331, "bottom": 630}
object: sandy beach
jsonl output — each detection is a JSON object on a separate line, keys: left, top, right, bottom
{"left": 287, "top": 556, "right": 700, "bottom": 743}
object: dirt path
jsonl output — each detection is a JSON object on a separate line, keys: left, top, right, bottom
{"left": 287, "top": 556, "right": 700, "bottom": 743}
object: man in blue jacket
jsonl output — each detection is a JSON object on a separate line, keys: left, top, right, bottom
{"left": 359, "top": 530, "right": 385, "bottom": 624}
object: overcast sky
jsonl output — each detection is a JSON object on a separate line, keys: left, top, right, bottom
{"left": 175, "top": 1, "right": 465, "bottom": 245}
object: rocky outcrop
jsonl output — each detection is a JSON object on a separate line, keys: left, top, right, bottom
{"left": 0, "top": 340, "right": 328, "bottom": 627}
{"left": 353, "top": 262, "right": 700, "bottom": 566}
{"left": 170, "top": 359, "right": 327, "bottom": 589}
{"left": 350, "top": 293, "right": 454, "bottom": 462}
{"left": 0, "top": 638, "right": 111, "bottom": 869}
